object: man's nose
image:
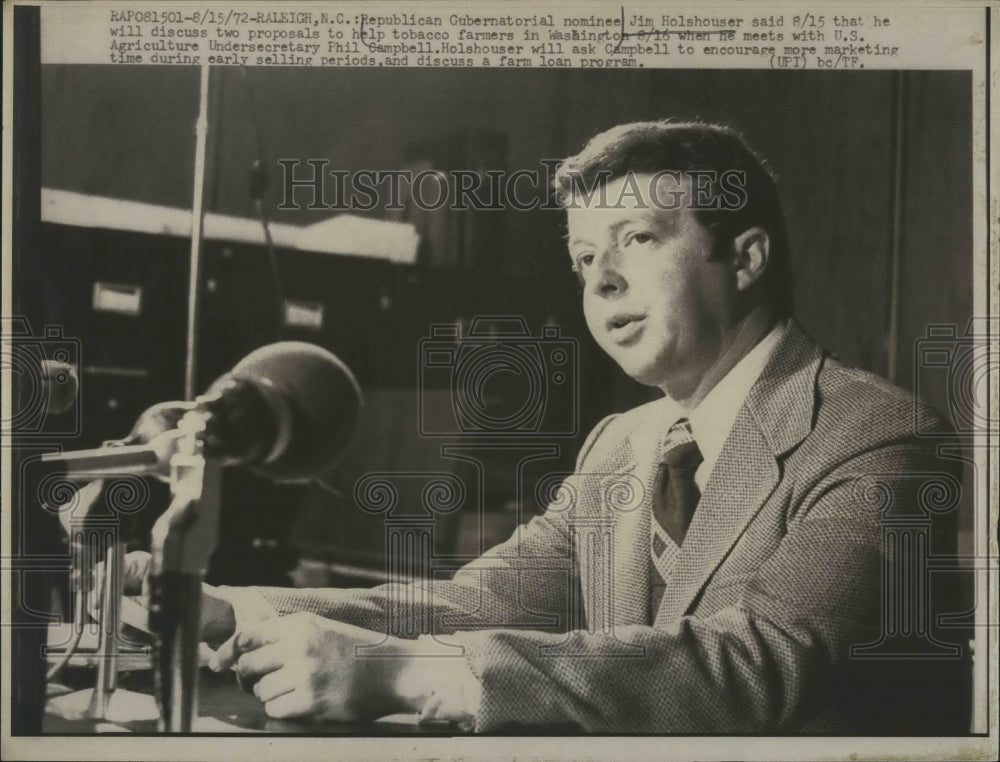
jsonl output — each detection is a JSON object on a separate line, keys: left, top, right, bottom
{"left": 591, "top": 247, "right": 627, "bottom": 297}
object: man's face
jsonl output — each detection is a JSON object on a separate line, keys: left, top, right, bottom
{"left": 566, "top": 173, "right": 737, "bottom": 401}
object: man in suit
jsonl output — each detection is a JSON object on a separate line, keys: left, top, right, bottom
{"left": 136, "top": 120, "right": 967, "bottom": 732}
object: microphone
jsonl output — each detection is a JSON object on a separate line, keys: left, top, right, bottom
{"left": 41, "top": 342, "right": 363, "bottom": 483}
{"left": 201, "top": 341, "right": 363, "bottom": 481}
{"left": 41, "top": 359, "right": 79, "bottom": 415}
{"left": 37, "top": 342, "right": 361, "bottom": 732}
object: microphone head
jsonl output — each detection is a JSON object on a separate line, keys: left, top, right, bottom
{"left": 210, "top": 342, "right": 363, "bottom": 481}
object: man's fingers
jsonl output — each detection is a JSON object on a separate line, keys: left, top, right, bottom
{"left": 253, "top": 669, "right": 297, "bottom": 704}
{"left": 235, "top": 619, "right": 286, "bottom": 652}
{"left": 264, "top": 689, "right": 314, "bottom": 720}
{"left": 236, "top": 642, "right": 284, "bottom": 680}
{"left": 209, "top": 634, "right": 239, "bottom": 672}
{"left": 209, "top": 619, "right": 282, "bottom": 672}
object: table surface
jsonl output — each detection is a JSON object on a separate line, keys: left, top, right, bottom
{"left": 44, "top": 667, "right": 455, "bottom": 735}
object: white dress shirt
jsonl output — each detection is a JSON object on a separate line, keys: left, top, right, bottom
{"left": 687, "top": 319, "right": 787, "bottom": 493}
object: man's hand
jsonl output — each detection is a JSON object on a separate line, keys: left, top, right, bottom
{"left": 210, "top": 611, "right": 419, "bottom": 722}
{"left": 100, "top": 550, "right": 237, "bottom": 647}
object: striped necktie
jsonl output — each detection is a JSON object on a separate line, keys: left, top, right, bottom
{"left": 649, "top": 418, "right": 703, "bottom": 616}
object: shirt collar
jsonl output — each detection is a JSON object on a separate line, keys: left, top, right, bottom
{"left": 663, "top": 320, "right": 787, "bottom": 492}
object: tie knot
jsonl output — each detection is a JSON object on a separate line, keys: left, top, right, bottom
{"left": 662, "top": 420, "right": 702, "bottom": 471}
{"left": 663, "top": 438, "right": 703, "bottom": 470}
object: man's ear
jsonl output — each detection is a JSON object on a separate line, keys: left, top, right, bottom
{"left": 731, "top": 227, "right": 770, "bottom": 292}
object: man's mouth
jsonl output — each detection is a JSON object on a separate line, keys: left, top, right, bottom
{"left": 606, "top": 314, "right": 646, "bottom": 344}
{"left": 607, "top": 314, "right": 645, "bottom": 331}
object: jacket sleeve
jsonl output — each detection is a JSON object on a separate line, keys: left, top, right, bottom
{"left": 452, "top": 436, "right": 951, "bottom": 732}
{"left": 248, "top": 415, "right": 620, "bottom": 638}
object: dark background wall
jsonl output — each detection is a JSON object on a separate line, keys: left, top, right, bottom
{"left": 41, "top": 66, "right": 973, "bottom": 387}
{"left": 36, "top": 66, "right": 974, "bottom": 579}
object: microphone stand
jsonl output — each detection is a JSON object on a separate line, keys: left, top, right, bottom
{"left": 87, "top": 525, "right": 123, "bottom": 720}
{"left": 148, "top": 411, "right": 222, "bottom": 733}
{"left": 45, "top": 410, "right": 222, "bottom": 732}
{"left": 48, "top": 442, "right": 133, "bottom": 723}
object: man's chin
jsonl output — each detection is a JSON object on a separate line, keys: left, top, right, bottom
{"left": 615, "top": 360, "right": 698, "bottom": 401}
{"left": 613, "top": 358, "right": 667, "bottom": 390}
{"left": 600, "top": 342, "right": 677, "bottom": 390}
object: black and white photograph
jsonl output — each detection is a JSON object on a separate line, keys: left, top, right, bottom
{"left": 2, "top": 1, "right": 997, "bottom": 760}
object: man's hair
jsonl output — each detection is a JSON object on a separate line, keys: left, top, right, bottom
{"left": 553, "top": 120, "right": 794, "bottom": 318}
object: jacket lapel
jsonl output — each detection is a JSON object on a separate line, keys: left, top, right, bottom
{"left": 578, "top": 398, "right": 671, "bottom": 629}
{"left": 653, "top": 414, "right": 780, "bottom": 625}
{"left": 609, "top": 438, "right": 654, "bottom": 628}
{"left": 654, "top": 320, "right": 825, "bottom": 625}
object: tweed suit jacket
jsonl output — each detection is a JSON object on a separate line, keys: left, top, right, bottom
{"left": 253, "top": 321, "right": 962, "bottom": 733}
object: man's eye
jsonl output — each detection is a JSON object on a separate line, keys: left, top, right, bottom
{"left": 576, "top": 253, "right": 595, "bottom": 268}
{"left": 626, "top": 232, "right": 653, "bottom": 246}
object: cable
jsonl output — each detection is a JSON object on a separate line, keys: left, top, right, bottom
{"left": 254, "top": 187, "right": 286, "bottom": 339}
{"left": 240, "top": 67, "right": 286, "bottom": 340}
{"left": 45, "top": 561, "right": 95, "bottom": 683}
{"left": 44, "top": 618, "right": 86, "bottom": 683}
{"left": 238, "top": 68, "right": 357, "bottom": 529}
{"left": 310, "top": 476, "right": 349, "bottom": 500}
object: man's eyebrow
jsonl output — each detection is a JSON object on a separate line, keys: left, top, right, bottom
{"left": 566, "top": 215, "right": 661, "bottom": 248}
